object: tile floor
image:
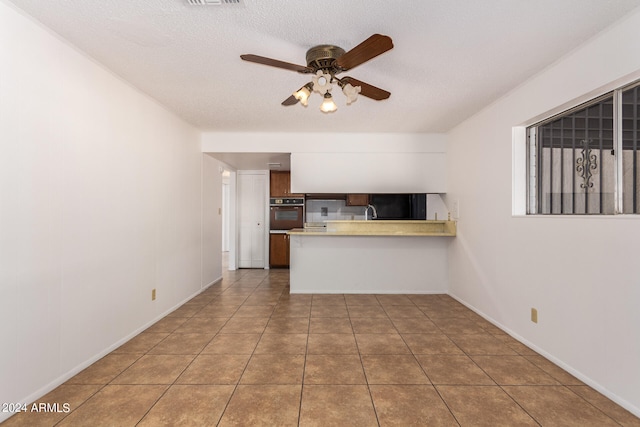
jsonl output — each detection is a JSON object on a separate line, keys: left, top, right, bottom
{"left": 3, "top": 266, "right": 640, "bottom": 426}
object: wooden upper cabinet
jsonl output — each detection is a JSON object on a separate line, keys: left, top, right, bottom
{"left": 346, "top": 194, "right": 369, "bottom": 206}
{"left": 270, "top": 171, "right": 290, "bottom": 196}
{"left": 270, "top": 171, "right": 303, "bottom": 197}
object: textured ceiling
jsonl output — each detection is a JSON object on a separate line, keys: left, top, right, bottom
{"left": 6, "top": 0, "right": 640, "bottom": 133}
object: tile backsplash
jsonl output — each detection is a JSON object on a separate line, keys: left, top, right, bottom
{"left": 306, "top": 200, "right": 366, "bottom": 222}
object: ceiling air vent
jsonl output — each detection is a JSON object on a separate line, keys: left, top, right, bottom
{"left": 186, "top": 0, "right": 242, "bottom": 5}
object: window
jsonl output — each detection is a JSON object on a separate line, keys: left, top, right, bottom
{"left": 527, "top": 81, "right": 640, "bottom": 214}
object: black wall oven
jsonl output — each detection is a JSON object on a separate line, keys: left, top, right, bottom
{"left": 270, "top": 198, "right": 304, "bottom": 230}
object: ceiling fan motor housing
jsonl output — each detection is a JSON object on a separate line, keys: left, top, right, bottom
{"left": 306, "top": 45, "right": 345, "bottom": 73}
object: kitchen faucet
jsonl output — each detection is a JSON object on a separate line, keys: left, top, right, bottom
{"left": 364, "top": 204, "right": 378, "bottom": 221}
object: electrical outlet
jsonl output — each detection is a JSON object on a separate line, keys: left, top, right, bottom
{"left": 531, "top": 308, "right": 538, "bottom": 323}
{"left": 152, "top": 289, "right": 156, "bottom": 301}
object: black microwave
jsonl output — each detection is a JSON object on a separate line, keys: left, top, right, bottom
{"left": 369, "top": 194, "right": 426, "bottom": 220}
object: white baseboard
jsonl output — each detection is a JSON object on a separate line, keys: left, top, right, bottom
{"left": 448, "top": 292, "right": 640, "bottom": 419}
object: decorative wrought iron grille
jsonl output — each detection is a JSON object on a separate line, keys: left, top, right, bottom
{"left": 527, "top": 81, "right": 640, "bottom": 215}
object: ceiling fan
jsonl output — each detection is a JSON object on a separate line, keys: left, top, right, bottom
{"left": 240, "top": 34, "right": 393, "bottom": 113}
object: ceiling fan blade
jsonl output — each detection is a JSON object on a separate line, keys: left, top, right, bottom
{"left": 342, "top": 77, "right": 390, "bottom": 100}
{"left": 281, "top": 95, "right": 299, "bottom": 106}
{"left": 240, "top": 54, "right": 312, "bottom": 73}
{"left": 334, "top": 34, "right": 393, "bottom": 71}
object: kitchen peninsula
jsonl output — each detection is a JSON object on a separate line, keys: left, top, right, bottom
{"left": 288, "top": 220, "right": 456, "bottom": 294}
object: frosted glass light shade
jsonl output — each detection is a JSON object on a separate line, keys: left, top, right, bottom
{"left": 293, "top": 85, "right": 312, "bottom": 106}
{"left": 342, "top": 83, "right": 361, "bottom": 104}
{"left": 320, "top": 93, "right": 337, "bottom": 113}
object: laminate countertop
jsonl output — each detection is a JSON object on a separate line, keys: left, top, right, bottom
{"left": 288, "top": 220, "right": 456, "bottom": 237}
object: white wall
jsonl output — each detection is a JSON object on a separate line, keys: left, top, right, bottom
{"left": 291, "top": 152, "right": 446, "bottom": 193}
{"left": 446, "top": 8, "right": 640, "bottom": 415}
{"left": 202, "top": 132, "right": 446, "bottom": 193}
{"left": 202, "top": 154, "right": 225, "bottom": 286}
{"left": 0, "top": 2, "right": 207, "bottom": 420}
{"left": 290, "top": 235, "right": 449, "bottom": 294}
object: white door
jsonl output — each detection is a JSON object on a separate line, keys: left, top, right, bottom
{"left": 238, "top": 172, "right": 267, "bottom": 268}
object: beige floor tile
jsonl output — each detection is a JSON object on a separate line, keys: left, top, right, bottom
{"left": 504, "top": 385, "right": 620, "bottom": 426}
{"left": 299, "top": 385, "right": 378, "bottom": 427}
{"left": 218, "top": 316, "right": 269, "bottom": 334}
{"left": 57, "top": 385, "right": 168, "bottom": 427}
{"left": 218, "top": 385, "right": 301, "bottom": 427}
{"left": 177, "top": 354, "right": 250, "bottom": 384}
{"left": 243, "top": 295, "right": 281, "bottom": 306}
{"left": 407, "top": 294, "right": 443, "bottom": 304}
{"left": 144, "top": 316, "right": 188, "bottom": 333}
{"left": 370, "top": 384, "right": 458, "bottom": 426}
{"left": 309, "top": 317, "right": 353, "bottom": 334}
{"left": 421, "top": 308, "right": 469, "bottom": 319}
{"left": 307, "top": 333, "right": 359, "bottom": 355}
{"left": 138, "top": 385, "right": 234, "bottom": 427}
{"left": 173, "top": 316, "right": 228, "bottom": 334}
{"left": 383, "top": 305, "right": 427, "bottom": 319}
{"left": 211, "top": 295, "right": 249, "bottom": 305}
{"left": 19, "top": 277, "right": 635, "bottom": 427}
{"left": 233, "top": 305, "right": 276, "bottom": 317}
{"left": 240, "top": 354, "right": 305, "bottom": 384}
{"left": 471, "top": 355, "right": 561, "bottom": 385}
{"left": 416, "top": 354, "right": 495, "bottom": 385}
{"left": 376, "top": 295, "right": 414, "bottom": 306}
{"left": 254, "top": 333, "right": 308, "bottom": 354}
{"left": 361, "top": 355, "right": 430, "bottom": 384}
{"left": 568, "top": 385, "right": 640, "bottom": 426}
{"left": 66, "top": 353, "right": 142, "bottom": 384}
{"left": 1, "top": 385, "right": 102, "bottom": 427}
{"left": 271, "top": 304, "right": 312, "bottom": 317}
{"left": 448, "top": 333, "right": 519, "bottom": 355}
{"left": 201, "top": 333, "right": 261, "bottom": 354}
{"left": 401, "top": 333, "right": 464, "bottom": 355}
{"left": 187, "top": 293, "right": 216, "bottom": 305}
{"left": 344, "top": 295, "right": 381, "bottom": 306}
{"left": 350, "top": 317, "right": 397, "bottom": 334}
{"left": 310, "top": 305, "right": 349, "bottom": 318}
{"left": 355, "top": 333, "right": 410, "bottom": 354}
{"left": 193, "top": 304, "right": 239, "bottom": 317}
{"left": 265, "top": 316, "right": 309, "bottom": 333}
{"left": 525, "top": 355, "right": 584, "bottom": 385}
{"left": 112, "top": 354, "right": 195, "bottom": 384}
{"left": 431, "top": 317, "right": 487, "bottom": 334}
{"left": 493, "top": 334, "right": 540, "bottom": 355}
{"left": 347, "top": 305, "right": 388, "bottom": 318}
{"left": 437, "top": 385, "right": 538, "bottom": 426}
{"left": 312, "top": 294, "right": 346, "bottom": 306}
{"left": 166, "top": 305, "right": 201, "bottom": 318}
{"left": 304, "top": 355, "right": 366, "bottom": 384}
{"left": 147, "top": 333, "right": 214, "bottom": 355}
{"left": 113, "top": 332, "right": 169, "bottom": 353}
{"left": 278, "top": 294, "right": 312, "bottom": 305}
{"left": 390, "top": 317, "right": 440, "bottom": 334}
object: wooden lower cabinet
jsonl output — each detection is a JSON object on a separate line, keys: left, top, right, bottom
{"left": 269, "top": 233, "right": 290, "bottom": 268}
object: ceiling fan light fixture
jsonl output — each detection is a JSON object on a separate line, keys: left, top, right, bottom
{"left": 293, "top": 83, "right": 313, "bottom": 106}
{"left": 342, "top": 83, "right": 361, "bottom": 105}
{"left": 320, "top": 93, "right": 337, "bottom": 113}
{"left": 240, "top": 34, "right": 393, "bottom": 114}
{"left": 312, "top": 70, "right": 333, "bottom": 94}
